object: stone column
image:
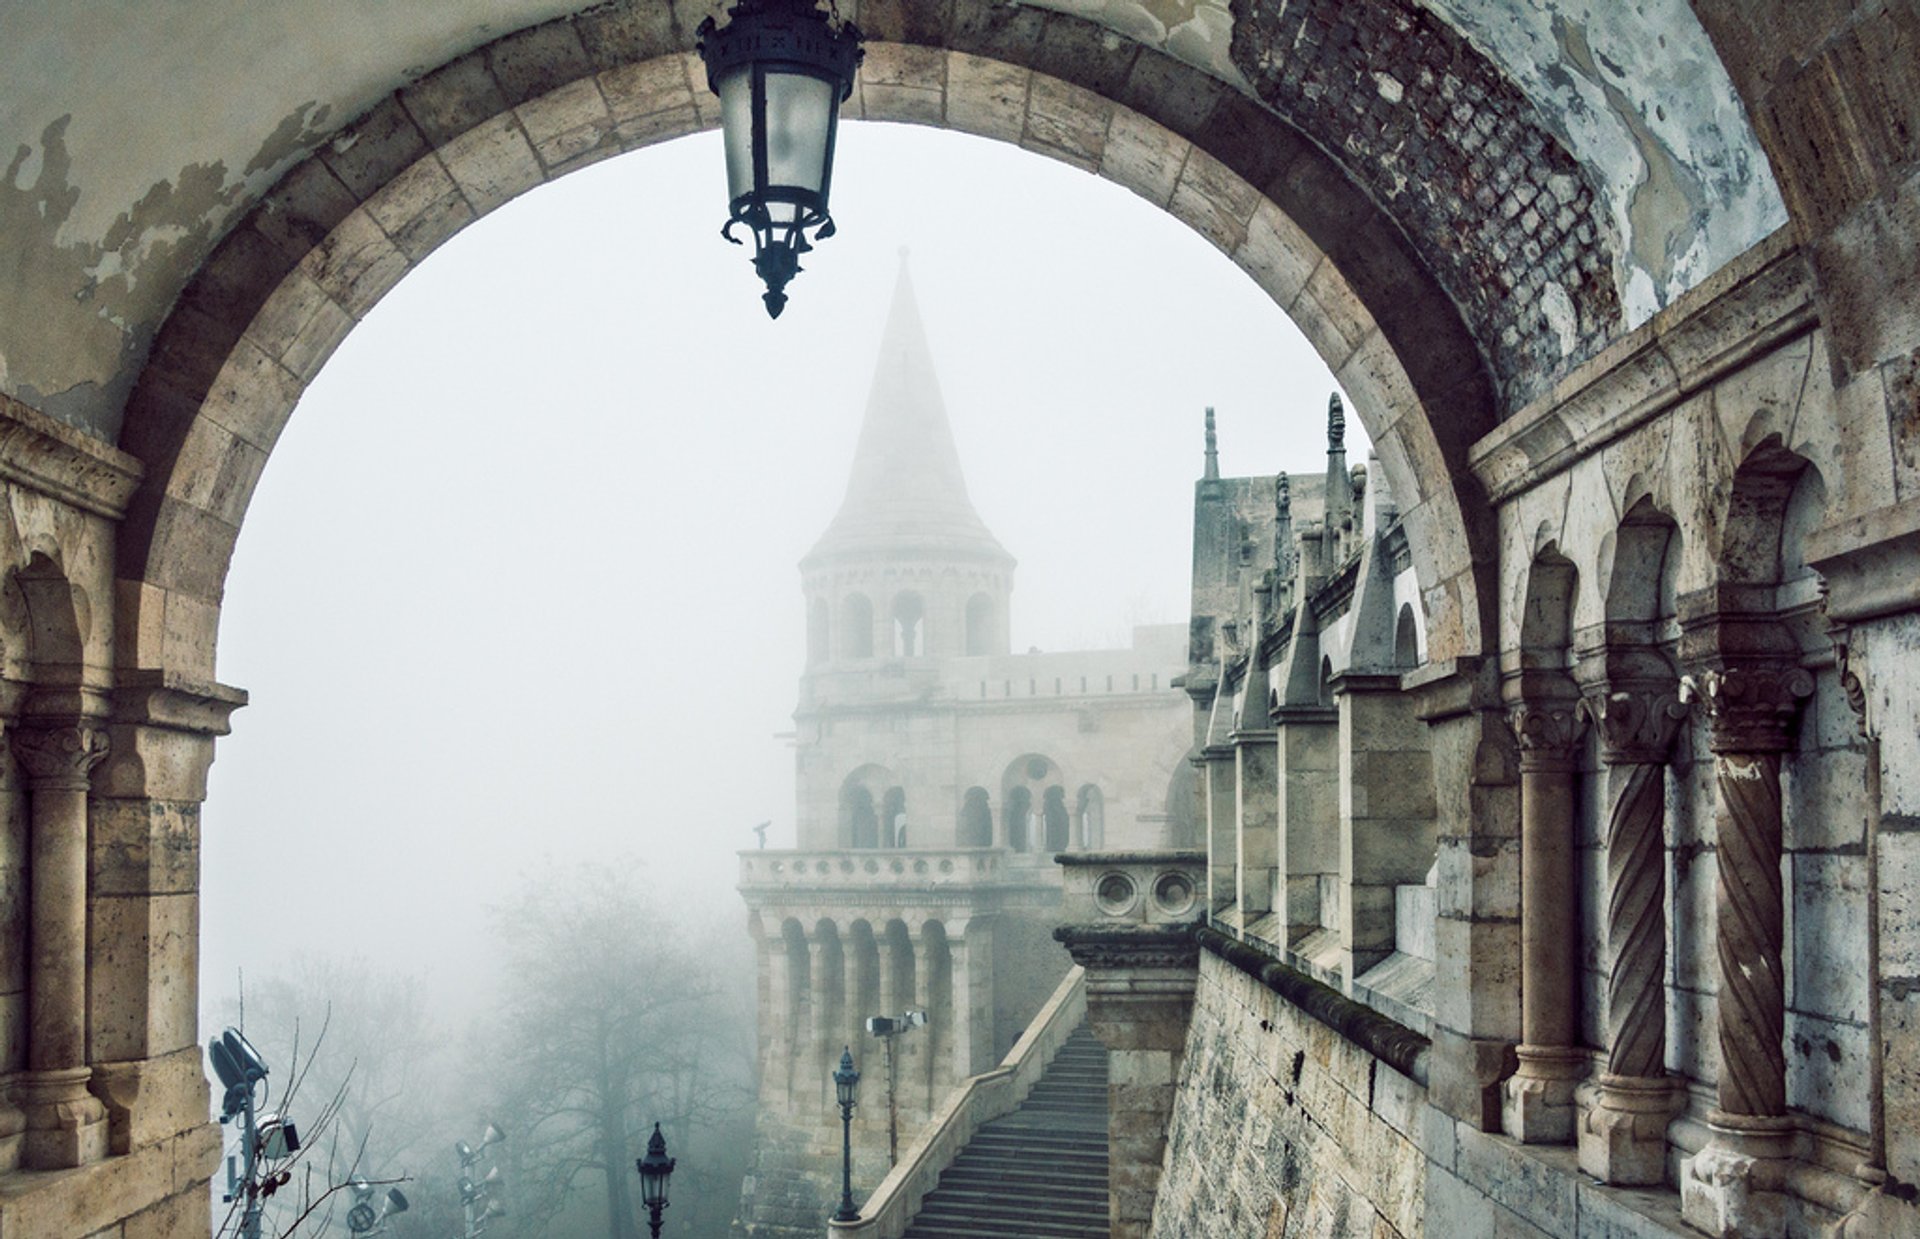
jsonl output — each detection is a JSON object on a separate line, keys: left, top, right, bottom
{"left": 1335, "top": 672, "right": 1437, "bottom": 984}
{"left": 767, "top": 933, "right": 794, "bottom": 1106}
{"left": 808, "top": 933, "right": 835, "bottom": 1112}
{"left": 1272, "top": 705, "right": 1337, "bottom": 945}
{"left": 1055, "top": 924, "right": 1200, "bottom": 1239}
{"left": 1233, "top": 724, "right": 1278, "bottom": 924}
{"left": 1578, "top": 677, "right": 1688, "bottom": 1184}
{"left": 1502, "top": 678, "right": 1588, "bottom": 1144}
{"left": 12, "top": 720, "right": 110, "bottom": 1169}
{"left": 1680, "top": 662, "right": 1813, "bottom": 1238}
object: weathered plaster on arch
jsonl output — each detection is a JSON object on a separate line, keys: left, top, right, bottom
{"left": 1421, "top": 0, "right": 1787, "bottom": 325}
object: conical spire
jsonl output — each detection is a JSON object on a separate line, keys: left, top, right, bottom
{"left": 807, "top": 256, "right": 1009, "bottom": 564}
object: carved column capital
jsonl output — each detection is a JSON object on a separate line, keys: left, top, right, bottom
{"left": 10, "top": 723, "right": 109, "bottom": 790}
{"left": 1506, "top": 700, "right": 1589, "bottom": 772}
{"left": 1681, "top": 664, "right": 1813, "bottom": 754}
{"left": 1580, "top": 683, "right": 1689, "bottom": 765}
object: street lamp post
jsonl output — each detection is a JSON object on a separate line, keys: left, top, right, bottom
{"left": 864, "top": 1009, "right": 927, "bottom": 1165}
{"left": 456, "top": 1123, "right": 507, "bottom": 1238}
{"left": 832, "top": 1047, "right": 862, "bottom": 1223}
{"left": 636, "top": 1122, "right": 677, "bottom": 1238}
{"left": 694, "top": 0, "right": 865, "bottom": 317}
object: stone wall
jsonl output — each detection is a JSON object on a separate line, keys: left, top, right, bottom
{"left": 1152, "top": 949, "right": 1425, "bottom": 1238}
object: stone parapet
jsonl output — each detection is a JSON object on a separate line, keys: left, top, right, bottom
{"left": 740, "top": 848, "right": 1021, "bottom": 895}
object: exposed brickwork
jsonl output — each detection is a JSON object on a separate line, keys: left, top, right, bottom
{"left": 1229, "top": 0, "right": 1623, "bottom": 409}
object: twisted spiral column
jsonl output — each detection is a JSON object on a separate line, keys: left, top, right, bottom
{"left": 1577, "top": 681, "right": 1686, "bottom": 1185}
{"left": 1677, "top": 661, "right": 1811, "bottom": 1237}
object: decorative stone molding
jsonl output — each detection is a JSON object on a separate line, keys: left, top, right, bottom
{"left": 1053, "top": 924, "right": 1202, "bottom": 974}
{"left": 10, "top": 723, "right": 109, "bottom": 790}
{"left": 1506, "top": 699, "right": 1589, "bottom": 771}
{"left": 1682, "top": 664, "right": 1814, "bottom": 755}
{"left": 1580, "top": 684, "right": 1689, "bottom": 765}
{"left": 0, "top": 393, "right": 144, "bottom": 519}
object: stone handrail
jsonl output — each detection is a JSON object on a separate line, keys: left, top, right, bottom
{"left": 740, "top": 847, "right": 1012, "bottom": 890}
{"left": 826, "top": 965, "right": 1089, "bottom": 1239}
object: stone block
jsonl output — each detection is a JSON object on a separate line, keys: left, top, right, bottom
{"left": 143, "top": 501, "right": 240, "bottom": 603}
{"left": 1787, "top": 850, "right": 1868, "bottom": 1024}
{"left": 121, "top": 1185, "right": 204, "bottom": 1239}
{"left": 89, "top": 800, "right": 198, "bottom": 897}
{"left": 946, "top": 53, "right": 1028, "bottom": 144}
{"left": 438, "top": 114, "right": 547, "bottom": 217}
{"left": 1456, "top": 1126, "right": 1576, "bottom": 1234}
{"left": 1167, "top": 149, "right": 1261, "bottom": 256}
{"left": 485, "top": 19, "right": 593, "bottom": 106}
{"left": 1100, "top": 109, "right": 1188, "bottom": 208}
{"left": 1785, "top": 1009, "right": 1870, "bottom": 1132}
{"left": 360, "top": 153, "right": 474, "bottom": 265}
{"left": 158, "top": 592, "right": 222, "bottom": 686}
{"left": 296, "top": 207, "right": 409, "bottom": 320}
{"left": 317, "top": 97, "right": 432, "bottom": 204}
{"left": 397, "top": 49, "right": 508, "bottom": 146}
{"left": 864, "top": 82, "right": 946, "bottom": 127}
{"left": 87, "top": 894, "right": 197, "bottom": 1062}
{"left": 1022, "top": 76, "right": 1112, "bottom": 172}
{"left": 195, "top": 332, "right": 303, "bottom": 454}
{"left": 599, "top": 55, "right": 698, "bottom": 126}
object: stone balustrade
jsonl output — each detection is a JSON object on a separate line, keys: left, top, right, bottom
{"left": 826, "top": 967, "right": 1087, "bottom": 1239}
{"left": 1056, "top": 849, "right": 1207, "bottom": 926}
{"left": 739, "top": 848, "right": 1014, "bottom": 891}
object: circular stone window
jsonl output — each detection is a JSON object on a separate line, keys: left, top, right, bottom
{"left": 1153, "top": 871, "right": 1197, "bottom": 918}
{"left": 1094, "top": 871, "right": 1139, "bottom": 917}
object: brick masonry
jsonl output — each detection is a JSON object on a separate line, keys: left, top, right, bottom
{"left": 1229, "top": 0, "right": 1621, "bottom": 411}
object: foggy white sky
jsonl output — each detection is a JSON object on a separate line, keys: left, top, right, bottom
{"left": 199, "top": 121, "right": 1367, "bottom": 1020}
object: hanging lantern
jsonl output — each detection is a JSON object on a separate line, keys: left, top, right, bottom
{"left": 696, "top": 0, "right": 864, "bottom": 318}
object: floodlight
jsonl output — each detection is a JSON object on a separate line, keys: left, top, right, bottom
{"left": 866, "top": 1016, "right": 896, "bottom": 1036}
{"left": 484, "top": 1199, "right": 507, "bottom": 1219}
{"left": 904, "top": 1009, "right": 928, "bottom": 1028}
{"left": 381, "top": 1188, "right": 410, "bottom": 1218}
{"left": 483, "top": 1166, "right": 505, "bottom": 1188}
{"left": 479, "top": 1122, "right": 506, "bottom": 1149}
{"left": 455, "top": 1139, "right": 476, "bottom": 1166}
{"left": 256, "top": 1112, "right": 300, "bottom": 1159}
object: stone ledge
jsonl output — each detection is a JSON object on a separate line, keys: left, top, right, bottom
{"left": 0, "top": 393, "right": 145, "bottom": 520}
{"left": 1805, "top": 495, "right": 1920, "bottom": 624}
{"left": 1197, "top": 924, "right": 1430, "bottom": 1085}
{"left": 1467, "top": 227, "right": 1815, "bottom": 503}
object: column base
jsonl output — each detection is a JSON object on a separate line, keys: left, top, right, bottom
{"left": 1502, "top": 1044, "right": 1587, "bottom": 1144}
{"left": 1679, "top": 1112, "right": 1797, "bottom": 1238}
{"left": 1577, "top": 1073, "right": 1677, "bottom": 1185}
{"left": 16, "top": 1067, "right": 109, "bottom": 1169}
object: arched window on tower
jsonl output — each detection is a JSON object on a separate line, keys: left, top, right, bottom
{"left": 959, "top": 787, "right": 993, "bottom": 847}
{"left": 1074, "top": 785, "right": 1105, "bottom": 850}
{"left": 965, "top": 593, "right": 995, "bottom": 656}
{"left": 1042, "top": 786, "right": 1070, "bottom": 852}
{"left": 843, "top": 783, "right": 879, "bottom": 849}
{"left": 881, "top": 786, "right": 907, "bottom": 849}
{"left": 1393, "top": 603, "right": 1420, "bottom": 669}
{"left": 1004, "top": 786, "right": 1032, "bottom": 851}
{"left": 808, "top": 596, "right": 830, "bottom": 665}
{"left": 843, "top": 594, "right": 874, "bottom": 659}
{"left": 893, "top": 592, "right": 925, "bottom": 657}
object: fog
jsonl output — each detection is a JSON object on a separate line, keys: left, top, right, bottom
{"left": 197, "top": 120, "right": 1362, "bottom": 1233}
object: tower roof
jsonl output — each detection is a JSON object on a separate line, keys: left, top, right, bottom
{"left": 805, "top": 258, "right": 1012, "bottom": 567}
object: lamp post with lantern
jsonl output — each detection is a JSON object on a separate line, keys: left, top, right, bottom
{"left": 636, "top": 1122, "right": 677, "bottom": 1238}
{"left": 831, "top": 1047, "right": 862, "bottom": 1223}
{"left": 694, "top": 0, "right": 865, "bottom": 318}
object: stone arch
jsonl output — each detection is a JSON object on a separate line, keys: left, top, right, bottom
{"left": 847, "top": 919, "right": 880, "bottom": 1055}
{"left": 113, "top": 17, "right": 1510, "bottom": 693}
{"left": 880, "top": 785, "right": 907, "bottom": 849}
{"left": 841, "top": 592, "right": 874, "bottom": 659}
{"left": 1718, "top": 436, "right": 1822, "bottom": 589}
{"left": 958, "top": 786, "right": 992, "bottom": 848}
{"left": 1606, "top": 498, "right": 1682, "bottom": 635}
{"left": 781, "top": 917, "right": 810, "bottom": 1105}
{"left": 1041, "top": 785, "right": 1070, "bottom": 853}
{"left": 1518, "top": 543, "right": 1579, "bottom": 673}
{"left": 1001, "top": 753, "right": 1062, "bottom": 853}
{"left": 882, "top": 918, "right": 916, "bottom": 1019}
{"left": 10, "top": 553, "right": 88, "bottom": 686}
{"left": 812, "top": 919, "right": 846, "bottom": 1106}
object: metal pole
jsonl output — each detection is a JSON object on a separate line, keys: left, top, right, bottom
{"left": 239, "top": 1087, "right": 262, "bottom": 1239}
{"left": 833, "top": 1097, "right": 859, "bottom": 1222}
{"left": 885, "top": 1033, "right": 897, "bottom": 1166}
{"left": 648, "top": 1204, "right": 665, "bottom": 1238}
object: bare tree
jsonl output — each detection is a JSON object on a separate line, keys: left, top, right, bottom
{"left": 479, "top": 863, "right": 753, "bottom": 1239}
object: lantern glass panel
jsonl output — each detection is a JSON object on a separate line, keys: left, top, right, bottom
{"left": 640, "top": 1167, "right": 666, "bottom": 1209}
{"left": 717, "top": 67, "right": 755, "bottom": 203}
{"left": 763, "top": 70, "right": 836, "bottom": 197}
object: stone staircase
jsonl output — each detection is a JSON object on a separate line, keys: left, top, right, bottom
{"left": 900, "top": 1024, "right": 1110, "bottom": 1238}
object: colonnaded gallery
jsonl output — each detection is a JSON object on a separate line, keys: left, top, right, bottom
{"left": 0, "top": 3, "right": 1916, "bottom": 1238}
